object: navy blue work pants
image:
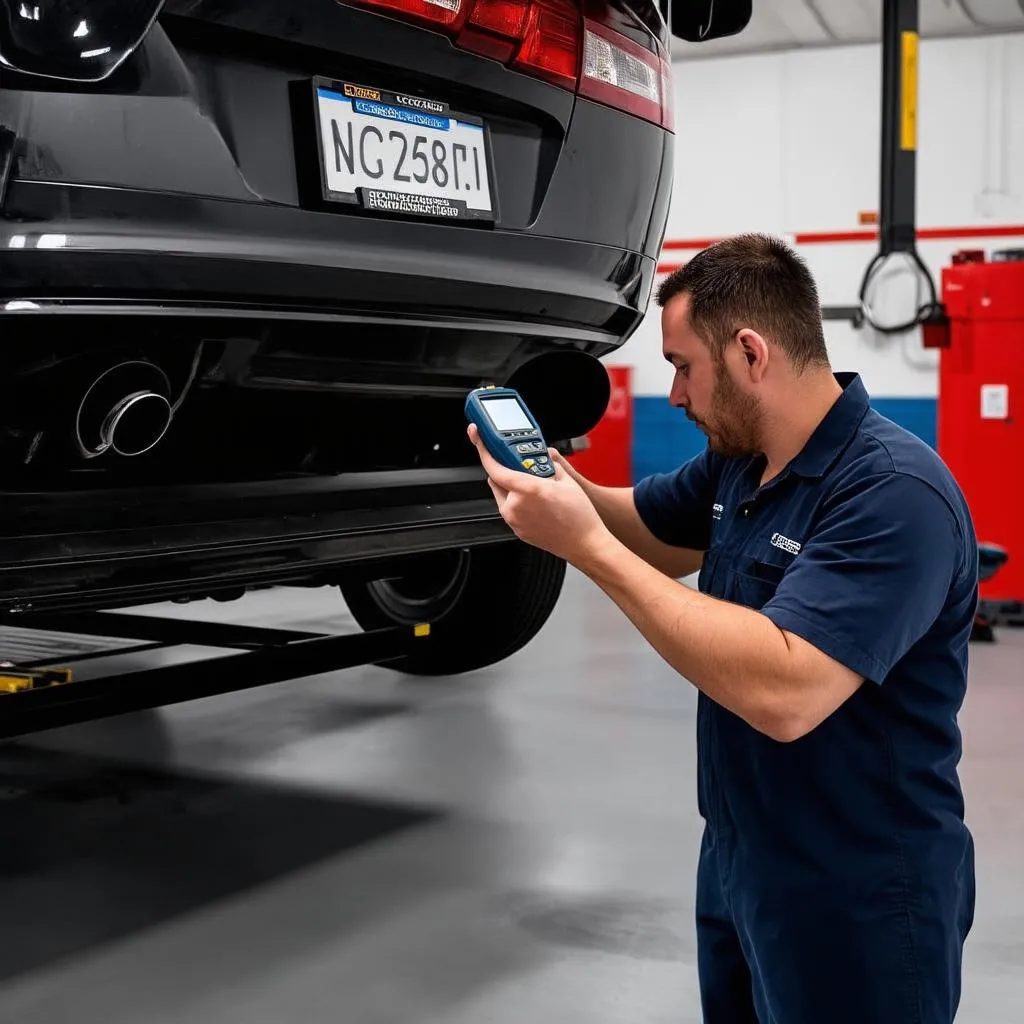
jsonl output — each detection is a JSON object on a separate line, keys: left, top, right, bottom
{"left": 695, "top": 825, "right": 974, "bottom": 1024}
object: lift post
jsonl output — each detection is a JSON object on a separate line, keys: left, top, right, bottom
{"left": 821, "top": 0, "right": 940, "bottom": 328}
{"left": 878, "top": 0, "right": 918, "bottom": 257}
{"left": 0, "top": 610, "right": 431, "bottom": 740}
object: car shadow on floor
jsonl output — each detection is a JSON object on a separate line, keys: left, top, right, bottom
{"left": 0, "top": 740, "right": 441, "bottom": 984}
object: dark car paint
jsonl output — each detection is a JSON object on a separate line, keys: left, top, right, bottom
{"left": 1, "top": 13, "right": 671, "bottom": 248}
{"left": 0, "top": 0, "right": 166, "bottom": 81}
{"left": 0, "top": 0, "right": 673, "bottom": 611}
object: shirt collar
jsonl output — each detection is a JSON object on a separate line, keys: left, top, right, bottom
{"left": 788, "top": 372, "right": 870, "bottom": 479}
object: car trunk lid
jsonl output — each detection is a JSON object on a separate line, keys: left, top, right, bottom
{"left": 158, "top": 0, "right": 670, "bottom": 229}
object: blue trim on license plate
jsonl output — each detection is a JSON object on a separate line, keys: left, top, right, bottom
{"left": 352, "top": 98, "right": 450, "bottom": 132}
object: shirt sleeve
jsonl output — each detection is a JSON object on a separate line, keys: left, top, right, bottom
{"left": 760, "top": 472, "right": 967, "bottom": 685}
{"left": 632, "top": 448, "right": 721, "bottom": 550}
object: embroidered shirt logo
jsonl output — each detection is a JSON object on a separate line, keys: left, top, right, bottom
{"left": 771, "top": 532, "right": 802, "bottom": 555}
{"left": 713, "top": 503, "right": 725, "bottom": 521}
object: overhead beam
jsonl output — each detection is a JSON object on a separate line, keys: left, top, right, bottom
{"left": 953, "top": 0, "right": 982, "bottom": 26}
{"left": 803, "top": 0, "right": 840, "bottom": 39}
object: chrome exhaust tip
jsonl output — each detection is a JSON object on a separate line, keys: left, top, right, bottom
{"left": 76, "top": 360, "right": 173, "bottom": 459}
{"left": 101, "top": 390, "right": 173, "bottom": 457}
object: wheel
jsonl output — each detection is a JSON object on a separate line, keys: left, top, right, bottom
{"left": 338, "top": 542, "right": 566, "bottom": 675}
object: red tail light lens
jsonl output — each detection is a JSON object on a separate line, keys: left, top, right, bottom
{"left": 467, "top": 0, "right": 529, "bottom": 37}
{"left": 510, "top": 0, "right": 580, "bottom": 88}
{"left": 341, "top": 0, "right": 672, "bottom": 130}
{"left": 459, "top": 0, "right": 580, "bottom": 89}
{"left": 349, "top": 0, "right": 462, "bottom": 28}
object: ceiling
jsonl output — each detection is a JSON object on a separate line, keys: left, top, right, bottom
{"left": 670, "top": 0, "right": 1024, "bottom": 58}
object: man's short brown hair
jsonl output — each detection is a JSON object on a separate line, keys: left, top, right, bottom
{"left": 656, "top": 233, "right": 830, "bottom": 373}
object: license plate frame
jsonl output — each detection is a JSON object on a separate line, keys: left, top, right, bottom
{"left": 308, "top": 75, "right": 496, "bottom": 224}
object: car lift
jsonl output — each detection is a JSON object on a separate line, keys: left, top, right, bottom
{"left": 0, "top": 608, "right": 431, "bottom": 741}
{"left": 821, "top": 0, "right": 941, "bottom": 332}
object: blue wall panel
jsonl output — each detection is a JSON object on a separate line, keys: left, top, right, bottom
{"left": 632, "top": 398, "right": 708, "bottom": 482}
{"left": 631, "top": 396, "right": 937, "bottom": 481}
{"left": 868, "top": 397, "right": 937, "bottom": 449}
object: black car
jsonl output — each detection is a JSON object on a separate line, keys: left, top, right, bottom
{"left": 0, "top": 0, "right": 743, "bottom": 676}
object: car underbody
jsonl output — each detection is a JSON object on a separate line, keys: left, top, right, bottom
{"left": 0, "top": 0, "right": 672, "bottom": 677}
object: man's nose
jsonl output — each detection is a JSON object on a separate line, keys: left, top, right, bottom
{"left": 669, "top": 379, "right": 688, "bottom": 408}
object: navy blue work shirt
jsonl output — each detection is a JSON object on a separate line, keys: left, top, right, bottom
{"left": 634, "top": 372, "right": 977, "bottom": 908}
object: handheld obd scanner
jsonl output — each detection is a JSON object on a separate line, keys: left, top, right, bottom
{"left": 465, "top": 386, "right": 555, "bottom": 477}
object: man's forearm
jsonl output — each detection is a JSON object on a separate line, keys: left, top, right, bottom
{"left": 559, "top": 460, "right": 703, "bottom": 579}
{"left": 576, "top": 533, "right": 819, "bottom": 741}
{"left": 557, "top": 458, "right": 632, "bottom": 531}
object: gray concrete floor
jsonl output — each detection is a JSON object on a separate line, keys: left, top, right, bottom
{"left": 0, "top": 569, "right": 1021, "bottom": 1022}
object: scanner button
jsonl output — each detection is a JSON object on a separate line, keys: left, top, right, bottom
{"left": 517, "top": 443, "right": 533, "bottom": 453}
{"left": 537, "top": 456, "right": 549, "bottom": 464}
{"left": 522, "top": 459, "right": 536, "bottom": 469}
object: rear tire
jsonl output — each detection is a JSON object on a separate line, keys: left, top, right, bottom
{"left": 339, "top": 542, "right": 565, "bottom": 675}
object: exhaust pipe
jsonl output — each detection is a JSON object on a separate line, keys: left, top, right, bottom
{"left": 505, "top": 350, "right": 611, "bottom": 443}
{"left": 101, "top": 390, "right": 173, "bottom": 457}
{"left": 75, "top": 361, "right": 173, "bottom": 459}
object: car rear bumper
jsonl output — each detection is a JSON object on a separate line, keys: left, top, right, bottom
{"left": 0, "top": 468, "right": 510, "bottom": 612}
{"left": 1, "top": 181, "right": 656, "bottom": 342}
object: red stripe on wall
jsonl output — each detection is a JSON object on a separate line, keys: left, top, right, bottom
{"left": 794, "top": 229, "right": 877, "bottom": 244}
{"left": 916, "top": 224, "right": 1024, "bottom": 240}
{"left": 661, "top": 237, "right": 724, "bottom": 251}
{"left": 659, "top": 224, "right": 1024, "bottom": 257}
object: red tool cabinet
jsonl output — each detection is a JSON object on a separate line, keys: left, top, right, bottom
{"left": 937, "top": 249, "right": 1024, "bottom": 602}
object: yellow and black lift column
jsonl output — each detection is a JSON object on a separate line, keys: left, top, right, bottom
{"left": 821, "top": 0, "right": 942, "bottom": 331}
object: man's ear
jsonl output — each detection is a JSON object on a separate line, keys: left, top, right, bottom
{"left": 736, "top": 329, "right": 769, "bottom": 380}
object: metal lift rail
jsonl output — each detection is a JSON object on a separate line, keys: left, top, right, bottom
{"left": 0, "top": 608, "right": 430, "bottom": 741}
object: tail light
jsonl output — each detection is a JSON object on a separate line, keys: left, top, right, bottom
{"left": 0, "top": 0, "right": 166, "bottom": 82}
{"left": 343, "top": 0, "right": 674, "bottom": 130}
{"left": 510, "top": 0, "right": 579, "bottom": 89}
{"left": 361, "top": 0, "right": 463, "bottom": 29}
{"left": 580, "top": 21, "right": 673, "bottom": 130}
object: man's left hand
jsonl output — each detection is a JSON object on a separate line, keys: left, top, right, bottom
{"left": 467, "top": 424, "right": 613, "bottom": 565}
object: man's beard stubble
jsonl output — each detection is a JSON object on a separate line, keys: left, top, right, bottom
{"left": 698, "top": 359, "right": 764, "bottom": 459}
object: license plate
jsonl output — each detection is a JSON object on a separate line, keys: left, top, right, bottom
{"left": 311, "top": 77, "right": 494, "bottom": 222}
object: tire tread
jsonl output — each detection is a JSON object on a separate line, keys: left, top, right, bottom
{"left": 340, "top": 541, "right": 565, "bottom": 675}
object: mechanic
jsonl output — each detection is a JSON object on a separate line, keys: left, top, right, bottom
{"left": 467, "top": 233, "right": 978, "bottom": 1024}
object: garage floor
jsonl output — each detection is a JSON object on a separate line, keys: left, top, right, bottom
{"left": 0, "top": 570, "right": 1021, "bottom": 1023}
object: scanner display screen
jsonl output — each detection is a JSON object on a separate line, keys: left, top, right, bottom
{"left": 482, "top": 397, "right": 533, "bottom": 432}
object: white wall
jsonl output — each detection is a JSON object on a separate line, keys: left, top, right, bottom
{"left": 616, "top": 31, "right": 1024, "bottom": 402}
